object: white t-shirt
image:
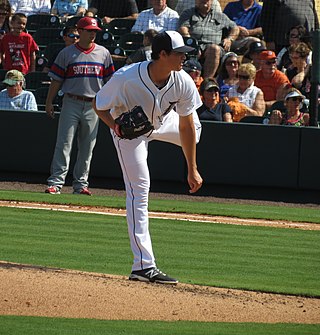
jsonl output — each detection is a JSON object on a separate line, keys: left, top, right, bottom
{"left": 131, "top": 6, "right": 179, "bottom": 33}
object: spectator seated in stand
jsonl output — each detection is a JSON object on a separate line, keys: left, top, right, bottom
{"left": 254, "top": 50, "right": 290, "bottom": 111}
{"left": 182, "top": 58, "right": 203, "bottom": 93}
{"left": 175, "top": 0, "right": 221, "bottom": 15}
{"left": 197, "top": 77, "right": 233, "bottom": 122}
{"left": 51, "top": 0, "right": 88, "bottom": 23}
{"left": 10, "top": 0, "right": 51, "bottom": 16}
{"left": 216, "top": 52, "right": 240, "bottom": 99}
{"left": 42, "top": 26, "right": 79, "bottom": 72}
{"left": 87, "top": 0, "right": 138, "bottom": 25}
{"left": 131, "top": 0, "right": 179, "bottom": 33}
{"left": 226, "top": 63, "right": 265, "bottom": 121}
{"left": 223, "top": 0, "right": 262, "bottom": 55}
{"left": 268, "top": 88, "right": 309, "bottom": 126}
{"left": 277, "top": 25, "right": 313, "bottom": 72}
{"left": 126, "top": 29, "right": 158, "bottom": 64}
{"left": 286, "top": 42, "right": 311, "bottom": 88}
{"left": 242, "top": 40, "right": 266, "bottom": 70}
{"left": 178, "top": 0, "right": 239, "bottom": 79}
{"left": 0, "top": 69, "right": 37, "bottom": 110}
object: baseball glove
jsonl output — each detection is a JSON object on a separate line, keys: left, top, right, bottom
{"left": 114, "top": 106, "right": 154, "bottom": 140}
{"left": 227, "top": 97, "right": 248, "bottom": 122}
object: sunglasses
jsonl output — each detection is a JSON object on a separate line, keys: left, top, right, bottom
{"left": 238, "top": 74, "right": 251, "bottom": 80}
{"left": 226, "top": 61, "right": 238, "bottom": 66}
{"left": 264, "top": 60, "right": 276, "bottom": 65}
{"left": 67, "top": 33, "right": 80, "bottom": 38}
{"left": 289, "top": 34, "right": 299, "bottom": 38}
{"left": 288, "top": 97, "right": 303, "bottom": 102}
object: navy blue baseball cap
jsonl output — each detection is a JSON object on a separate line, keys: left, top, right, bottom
{"left": 183, "top": 59, "right": 202, "bottom": 73}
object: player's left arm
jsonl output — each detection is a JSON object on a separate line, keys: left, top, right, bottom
{"left": 179, "top": 114, "right": 203, "bottom": 194}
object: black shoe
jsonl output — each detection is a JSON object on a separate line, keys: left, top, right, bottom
{"left": 129, "top": 267, "right": 178, "bottom": 284}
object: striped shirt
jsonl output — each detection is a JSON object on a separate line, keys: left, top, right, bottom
{"left": 49, "top": 43, "right": 114, "bottom": 98}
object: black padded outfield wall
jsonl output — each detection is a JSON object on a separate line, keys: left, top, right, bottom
{"left": 0, "top": 111, "right": 319, "bottom": 191}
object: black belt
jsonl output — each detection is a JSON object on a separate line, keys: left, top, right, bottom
{"left": 67, "top": 93, "right": 93, "bottom": 102}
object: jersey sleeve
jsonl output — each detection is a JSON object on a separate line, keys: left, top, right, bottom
{"left": 95, "top": 67, "right": 128, "bottom": 111}
{"left": 48, "top": 48, "right": 68, "bottom": 81}
{"left": 175, "top": 71, "right": 202, "bottom": 117}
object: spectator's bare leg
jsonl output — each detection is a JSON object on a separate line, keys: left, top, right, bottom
{"left": 203, "top": 44, "right": 221, "bottom": 78}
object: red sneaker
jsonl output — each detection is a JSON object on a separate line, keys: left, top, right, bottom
{"left": 73, "top": 187, "right": 92, "bottom": 196}
{"left": 45, "top": 186, "right": 61, "bottom": 194}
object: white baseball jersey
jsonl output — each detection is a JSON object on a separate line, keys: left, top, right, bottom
{"left": 95, "top": 61, "right": 202, "bottom": 130}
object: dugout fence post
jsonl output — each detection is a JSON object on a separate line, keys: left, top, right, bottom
{"left": 309, "top": 29, "right": 320, "bottom": 126}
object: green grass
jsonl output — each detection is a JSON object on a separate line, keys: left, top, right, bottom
{"left": 1, "top": 207, "right": 319, "bottom": 296}
{"left": 1, "top": 190, "right": 319, "bottom": 334}
{"left": 0, "top": 189, "right": 320, "bottom": 223}
{"left": 0, "top": 316, "right": 320, "bottom": 335}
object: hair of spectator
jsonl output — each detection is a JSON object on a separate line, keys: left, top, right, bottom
{"left": 63, "top": 26, "right": 78, "bottom": 36}
{"left": 0, "top": 1, "right": 11, "bottom": 16}
{"left": 11, "top": 12, "right": 27, "bottom": 21}
{"left": 238, "top": 63, "right": 256, "bottom": 78}
{"left": 144, "top": 29, "right": 159, "bottom": 44}
{"left": 288, "top": 42, "right": 311, "bottom": 58}
{"left": 218, "top": 53, "right": 240, "bottom": 80}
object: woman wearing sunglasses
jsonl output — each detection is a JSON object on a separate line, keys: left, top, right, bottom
{"left": 226, "top": 63, "right": 265, "bottom": 121}
{"left": 216, "top": 52, "right": 240, "bottom": 99}
{"left": 269, "top": 88, "right": 309, "bottom": 126}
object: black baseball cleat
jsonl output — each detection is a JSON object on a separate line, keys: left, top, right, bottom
{"left": 129, "top": 267, "right": 178, "bottom": 284}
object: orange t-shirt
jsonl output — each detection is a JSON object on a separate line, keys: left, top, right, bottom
{"left": 255, "top": 70, "right": 290, "bottom": 101}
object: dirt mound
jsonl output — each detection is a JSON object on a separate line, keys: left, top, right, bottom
{"left": 1, "top": 262, "right": 319, "bottom": 323}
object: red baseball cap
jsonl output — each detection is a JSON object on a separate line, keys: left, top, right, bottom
{"left": 259, "top": 50, "right": 276, "bottom": 61}
{"left": 77, "top": 17, "right": 101, "bottom": 31}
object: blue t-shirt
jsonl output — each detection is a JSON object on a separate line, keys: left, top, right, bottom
{"left": 223, "top": 0, "right": 262, "bottom": 30}
{"left": 52, "top": 0, "right": 88, "bottom": 16}
{"left": 197, "top": 103, "right": 231, "bottom": 121}
{"left": 0, "top": 89, "right": 38, "bottom": 111}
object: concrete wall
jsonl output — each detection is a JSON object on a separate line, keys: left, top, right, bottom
{"left": 1, "top": 111, "right": 320, "bottom": 191}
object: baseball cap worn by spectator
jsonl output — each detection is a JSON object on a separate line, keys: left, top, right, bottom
{"left": 203, "top": 79, "right": 219, "bottom": 92}
{"left": 285, "top": 90, "right": 305, "bottom": 101}
{"left": 77, "top": 17, "right": 101, "bottom": 31}
{"left": 245, "top": 41, "right": 266, "bottom": 58}
{"left": 183, "top": 59, "right": 202, "bottom": 73}
{"left": 2, "top": 69, "right": 24, "bottom": 86}
{"left": 259, "top": 50, "right": 277, "bottom": 61}
{"left": 152, "top": 31, "right": 195, "bottom": 54}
